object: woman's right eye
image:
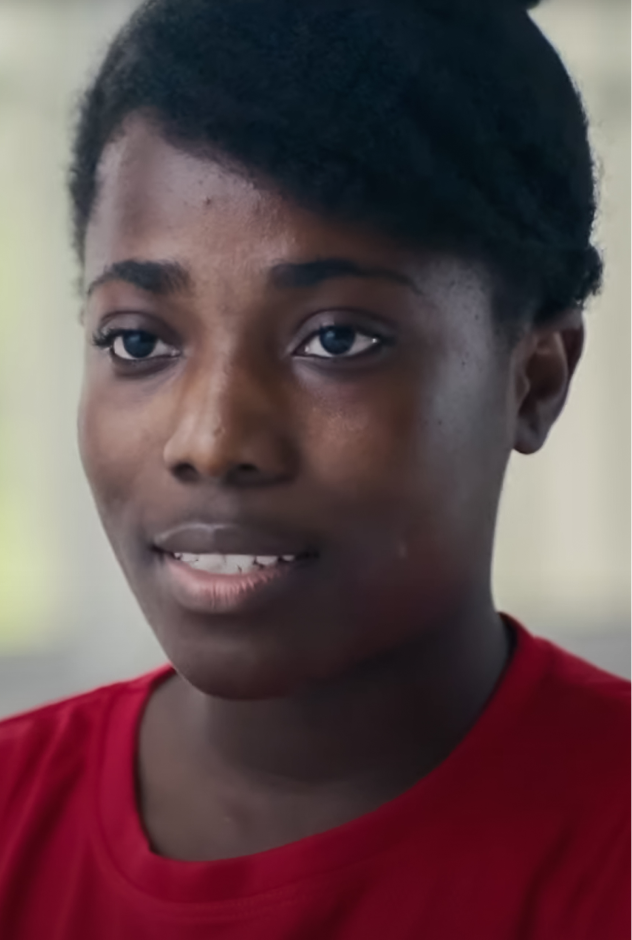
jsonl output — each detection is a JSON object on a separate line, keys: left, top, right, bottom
{"left": 94, "top": 329, "right": 178, "bottom": 362}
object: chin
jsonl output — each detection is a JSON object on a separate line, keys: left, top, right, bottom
{"left": 155, "top": 631, "right": 318, "bottom": 701}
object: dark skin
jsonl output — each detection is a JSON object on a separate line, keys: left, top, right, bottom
{"left": 79, "top": 115, "right": 584, "bottom": 861}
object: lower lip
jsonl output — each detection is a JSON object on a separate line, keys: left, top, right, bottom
{"left": 157, "top": 552, "right": 312, "bottom": 615}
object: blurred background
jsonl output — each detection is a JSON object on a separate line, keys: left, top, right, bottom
{"left": 0, "top": 0, "right": 629, "bottom": 717}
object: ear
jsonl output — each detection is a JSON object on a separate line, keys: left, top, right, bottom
{"left": 511, "top": 308, "right": 585, "bottom": 455}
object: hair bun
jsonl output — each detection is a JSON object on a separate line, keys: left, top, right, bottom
{"left": 451, "top": 0, "right": 544, "bottom": 13}
{"left": 419, "top": 0, "right": 544, "bottom": 13}
{"left": 491, "top": 0, "right": 543, "bottom": 8}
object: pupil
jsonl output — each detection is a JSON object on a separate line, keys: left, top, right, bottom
{"left": 123, "top": 331, "right": 157, "bottom": 359}
{"left": 319, "top": 326, "right": 355, "bottom": 356}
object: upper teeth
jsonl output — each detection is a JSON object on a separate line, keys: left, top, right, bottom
{"left": 172, "top": 553, "right": 296, "bottom": 574}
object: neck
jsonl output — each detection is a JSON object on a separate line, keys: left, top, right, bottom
{"left": 174, "top": 598, "right": 511, "bottom": 797}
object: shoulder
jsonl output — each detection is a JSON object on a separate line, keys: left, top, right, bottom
{"left": 0, "top": 668, "right": 169, "bottom": 816}
{"left": 532, "top": 630, "right": 629, "bottom": 732}
{"left": 514, "top": 624, "right": 630, "bottom": 802}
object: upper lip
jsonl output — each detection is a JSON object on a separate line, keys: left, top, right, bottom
{"left": 152, "top": 521, "right": 317, "bottom": 558}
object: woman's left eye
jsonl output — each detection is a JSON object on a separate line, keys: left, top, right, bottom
{"left": 298, "top": 325, "right": 382, "bottom": 359}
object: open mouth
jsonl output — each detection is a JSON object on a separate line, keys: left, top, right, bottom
{"left": 157, "top": 548, "right": 318, "bottom": 614}
{"left": 169, "top": 552, "right": 314, "bottom": 575}
{"left": 151, "top": 523, "right": 319, "bottom": 613}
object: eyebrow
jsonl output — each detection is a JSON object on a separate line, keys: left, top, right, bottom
{"left": 86, "top": 255, "right": 420, "bottom": 299}
{"left": 86, "top": 259, "right": 192, "bottom": 298}
{"left": 268, "top": 257, "right": 420, "bottom": 294}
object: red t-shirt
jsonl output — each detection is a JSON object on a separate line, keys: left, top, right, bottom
{"left": 0, "top": 620, "right": 629, "bottom": 939}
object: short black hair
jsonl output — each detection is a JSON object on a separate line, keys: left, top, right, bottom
{"left": 69, "top": 0, "right": 602, "bottom": 326}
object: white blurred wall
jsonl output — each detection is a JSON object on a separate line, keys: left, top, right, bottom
{"left": 0, "top": 0, "right": 629, "bottom": 716}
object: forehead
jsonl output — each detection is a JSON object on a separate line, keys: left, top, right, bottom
{"left": 84, "top": 114, "right": 498, "bottom": 337}
{"left": 86, "top": 116, "right": 417, "bottom": 283}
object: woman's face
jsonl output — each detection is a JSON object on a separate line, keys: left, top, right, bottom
{"left": 80, "top": 115, "right": 516, "bottom": 698}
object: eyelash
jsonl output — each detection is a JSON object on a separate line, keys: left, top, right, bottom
{"left": 91, "top": 323, "right": 392, "bottom": 366}
{"left": 91, "top": 327, "right": 177, "bottom": 362}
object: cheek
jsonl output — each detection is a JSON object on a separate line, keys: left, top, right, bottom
{"left": 77, "top": 374, "right": 159, "bottom": 520}
{"left": 296, "top": 352, "right": 509, "bottom": 544}
{"left": 298, "top": 367, "right": 480, "bottom": 500}
{"left": 303, "top": 399, "right": 411, "bottom": 496}
{"left": 296, "top": 367, "right": 425, "bottom": 496}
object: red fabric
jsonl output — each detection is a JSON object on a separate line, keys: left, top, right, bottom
{"left": 0, "top": 620, "right": 629, "bottom": 939}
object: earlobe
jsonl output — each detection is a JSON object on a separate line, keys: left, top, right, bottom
{"left": 512, "top": 309, "right": 585, "bottom": 455}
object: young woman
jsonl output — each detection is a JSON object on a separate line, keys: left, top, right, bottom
{"left": 0, "top": 0, "right": 628, "bottom": 937}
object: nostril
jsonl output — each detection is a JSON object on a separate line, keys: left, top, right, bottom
{"left": 230, "top": 462, "right": 266, "bottom": 485}
{"left": 170, "top": 460, "right": 271, "bottom": 485}
{"left": 172, "top": 462, "right": 199, "bottom": 483}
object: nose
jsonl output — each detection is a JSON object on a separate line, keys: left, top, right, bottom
{"left": 163, "top": 355, "right": 299, "bottom": 487}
